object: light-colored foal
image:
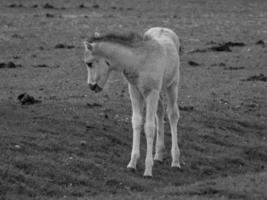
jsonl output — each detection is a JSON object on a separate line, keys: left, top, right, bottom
{"left": 83, "top": 27, "right": 181, "bottom": 177}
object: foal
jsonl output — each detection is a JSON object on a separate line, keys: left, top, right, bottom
{"left": 83, "top": 27, "right": 181, "bottom": 177}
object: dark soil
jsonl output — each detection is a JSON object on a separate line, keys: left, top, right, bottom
{"left": 17, "top": 93, "right": 41, "bottom": 105}
{"left": 54, "top": 43, "right": 75, "bottom": 49}
{"left": 244, "top": 74, "right": 267, "bottom": 82}
{"left": 188, "top": 61, "right": 200, "bottom": 67}
{"left": 0, "top": 62, "right": 22, "bottom": 69}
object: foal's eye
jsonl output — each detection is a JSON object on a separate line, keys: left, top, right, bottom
{"left": 86, "top": 62, "right": 93, "bottom": 68}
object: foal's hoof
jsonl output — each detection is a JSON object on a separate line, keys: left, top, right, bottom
{"left": 171, "top": 162, "right": 181, "bottom": 169}
{"left": 127, "top": 166, "right": 136, "bottom": 173}
{"left": 154, "top": 154, "right": 164, "bottom": 162}
{"left": 143, "top": 170, "right": 152, "bottom": 178}
{"left": 143, "top": 175, "right": 152, "bottom": 179}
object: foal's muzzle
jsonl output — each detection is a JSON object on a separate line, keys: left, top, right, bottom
{"left": 89, "top": 83, "right": 103, "bottom": 93}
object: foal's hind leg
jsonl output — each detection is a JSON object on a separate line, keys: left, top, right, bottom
{"left": 127, "top": 84, "right": 144, "bottom": 170}
{"left": 154, "top": 97, "right": 165, "bottom": 162}
{"left": 166, "top": 82, "right": 181, "bottom": 168}
{"left": 144, "top": 90, "right": 159, "bottom": 177}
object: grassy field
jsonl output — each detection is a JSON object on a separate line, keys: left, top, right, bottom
{"left": 0, "top": 0, "right": 267, "bottom": 199}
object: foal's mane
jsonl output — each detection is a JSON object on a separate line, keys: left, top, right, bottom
{"left": 88, "top": 32, "right": 145, "bottom": 47}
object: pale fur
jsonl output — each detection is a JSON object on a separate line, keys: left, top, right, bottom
{"left": 84, "top": 27, "right": 181, "bottom": 177}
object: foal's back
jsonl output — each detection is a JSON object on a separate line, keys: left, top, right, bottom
{"left": 144, "top": 27, "right": 180, "bottom": 88}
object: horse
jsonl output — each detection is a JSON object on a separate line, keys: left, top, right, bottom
{"left": 83, "top": 27, "right": 181, "bottom": 177}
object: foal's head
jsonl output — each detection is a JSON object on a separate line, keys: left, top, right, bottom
{"left": 83, "top": 32, "right": 144, "bottom": 92}
{"left": 83, "top": 40, "right": 111, "bottom": 93}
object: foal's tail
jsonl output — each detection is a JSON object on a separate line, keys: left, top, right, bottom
{"left": 179, "top": 41, "right": 185, "bottom": 56}
{"left": 173, "top": 35, "right": 184, "bottom": 56}
{"left": 164, "top": 29, "right": 182, "bottom": 56}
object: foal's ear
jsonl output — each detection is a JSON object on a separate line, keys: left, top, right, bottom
{"left": 83, "top": 41, "right": 93, "bottom": 51}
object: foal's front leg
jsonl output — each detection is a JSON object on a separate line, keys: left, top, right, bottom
{"left": 144, "top": 90, "right": 159, "bottom": 177}
{"left": 127, "top": 85, "right": 144, "bottom": 170}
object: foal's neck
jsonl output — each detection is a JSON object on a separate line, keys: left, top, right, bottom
{"left": 94, "top": 42, "right": 144, "bottom": 72}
